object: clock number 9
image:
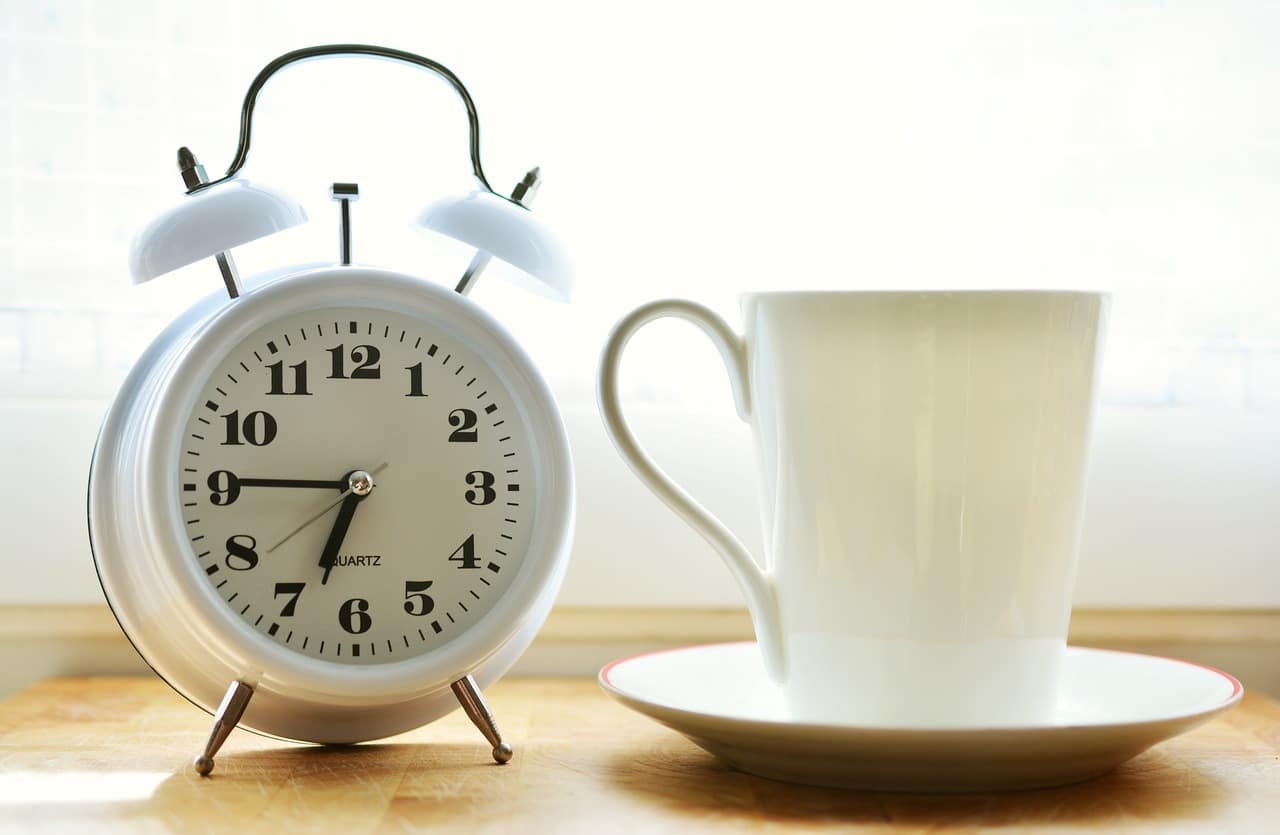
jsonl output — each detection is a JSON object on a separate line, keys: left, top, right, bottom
{"left": 464, "top": 470, "right": 496, "bottom": 505}
{"left": 403, "top": 580, "right": 435, "bottom": 616}
{"left": 338, "top": 598, "right": 372, "bottom": 634}
{"left": 225, "top": 534, "right": 258, "bottom": 571}
{"left": 207, "top": 470, "right": 241, "bottom": 505}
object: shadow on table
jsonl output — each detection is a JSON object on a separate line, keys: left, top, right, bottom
{"left": 174, "top": 740, "right": 505, "bottom": 784}
{"left": 604, "top": 743, "right": 1229, "bottom": 827}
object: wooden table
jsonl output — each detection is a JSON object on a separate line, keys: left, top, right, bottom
{"left": 0, "top": 678, "right": 1276, "bottom": 833}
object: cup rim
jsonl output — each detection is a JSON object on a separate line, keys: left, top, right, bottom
{"left": 740, "top": 289, "right": 1107, "bottom": 302}
{"left": 738, "top": 289, "right": 1110, "bottom": 313}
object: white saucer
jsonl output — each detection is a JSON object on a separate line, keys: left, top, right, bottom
{"left": 600, "top": 642, "right": 1242, "bottom": 792}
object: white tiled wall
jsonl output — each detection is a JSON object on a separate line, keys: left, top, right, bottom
{"left": 0, "top": 2, "right": 1277, "bottom": 611}
{"left": 1, "top": 1, "right": 1277, "bottom": 410}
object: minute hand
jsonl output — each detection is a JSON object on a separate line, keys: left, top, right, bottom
{"left": 239, "top": 477, "right": 345, "bottom": 490}
{"left": 264, "top": 462, "right": 389, "bottom": 554}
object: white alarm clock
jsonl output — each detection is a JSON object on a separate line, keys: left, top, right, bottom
{"left": 87, "top": 45, "right": 574, "bottom": 775}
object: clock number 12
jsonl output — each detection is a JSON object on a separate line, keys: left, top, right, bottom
{"left": 327, "top": 344, "right": 381, "bottom": 379}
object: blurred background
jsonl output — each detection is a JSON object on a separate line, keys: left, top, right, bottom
{"left": 0, "top": 1, "right": 1276, "bottom": 693}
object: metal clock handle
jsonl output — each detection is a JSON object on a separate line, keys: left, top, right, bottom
{"left": 186, "top": 43, "right": 509, "bottom": 202}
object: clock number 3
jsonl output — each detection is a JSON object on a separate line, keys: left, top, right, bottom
{"left": 465, "top": 470, "right": 496, "bottom": 505}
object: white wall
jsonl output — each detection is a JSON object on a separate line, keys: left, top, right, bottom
{"left": 2, "top": 2, "right": 1278, "bottom": 614}
{"left": 3, "top": 398, "right": 1276, "bottom": 609}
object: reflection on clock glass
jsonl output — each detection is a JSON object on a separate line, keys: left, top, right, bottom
{"left": 178, "top": 307, "right": 534, "bottom": 665}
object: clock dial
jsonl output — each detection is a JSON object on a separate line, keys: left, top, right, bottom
{"left": 178, "top": 307, "right": 534, "bottom": 665}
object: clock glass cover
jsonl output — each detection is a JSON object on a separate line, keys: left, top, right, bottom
{"left": 178, "top": 306, "right": 533, "bottom": 665}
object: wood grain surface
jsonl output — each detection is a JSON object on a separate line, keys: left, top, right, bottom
{"left": 0, "top": 677, "right": 1276, "bottom": 833}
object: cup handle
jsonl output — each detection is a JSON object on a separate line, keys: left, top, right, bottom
{"left": 597, "top": 300, "right": 786, "bottom": 683}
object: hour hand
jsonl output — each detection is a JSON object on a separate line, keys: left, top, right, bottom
{"left": 317, "top": 469, "right": 378, "bottom": 584}
{"left": 319, "top": 493, "right": 364, "bottom": 585}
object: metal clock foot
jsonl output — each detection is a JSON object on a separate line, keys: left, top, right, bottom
{"left": 451, "top": 675, "right": 513, "bottom": 763}
{"left": 193, "top": 680, "right": 254, "bottom": 777}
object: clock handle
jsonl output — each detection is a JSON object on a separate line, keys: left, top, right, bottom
{"left": 597, "top": 300, "right": 786, "bottom": 684}
{"left": 187, "top": 44, "right": 505, "bottom": 199}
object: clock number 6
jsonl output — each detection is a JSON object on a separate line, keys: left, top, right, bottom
{"left": 464, "top": 470, "right": 496, "bottom": 505}
{"left": 403, "top": 580, "right": 435, "bottom": 616}
{"left": 338, "top": 598, "right": 372, "bottom": 634}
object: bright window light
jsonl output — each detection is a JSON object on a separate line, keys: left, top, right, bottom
{"left": 0, "top": 770, "right": 168, "bottom": 806}
{"left": 0, "top": 2, "right": 1275, "bottom": 413}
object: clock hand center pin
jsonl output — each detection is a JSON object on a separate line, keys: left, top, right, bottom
{"left": 265, "top": 462, "right": 388, "bottom": 554}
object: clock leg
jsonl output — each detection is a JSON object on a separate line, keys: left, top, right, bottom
{"left": 450, "top": 675, "right": 513, "bottom": 764}
{"left": 193, "top": 680, "right": 254, "bottom": 777}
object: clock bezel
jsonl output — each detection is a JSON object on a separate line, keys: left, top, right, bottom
{"left": 92, "top": 265, "right": 573, "bottom": 712}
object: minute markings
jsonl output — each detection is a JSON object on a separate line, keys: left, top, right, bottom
{"left": 182, "top": 313, "right": 527, "bottom": 664}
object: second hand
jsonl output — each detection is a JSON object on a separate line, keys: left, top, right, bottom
{"left": 265, "top": 462, "right": 389, "bottom": 554}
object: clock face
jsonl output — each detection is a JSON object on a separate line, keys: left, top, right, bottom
{"left": 178, "top": 306, "right": 534, "bottom": 665}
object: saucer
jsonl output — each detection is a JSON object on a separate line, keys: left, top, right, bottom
{"left": 599, "top": 642, "right": 1242, "bottom": 792}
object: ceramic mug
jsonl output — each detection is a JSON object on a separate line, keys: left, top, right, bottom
{"left": 598, "top": 291, "right": 1108, "bottom": 726}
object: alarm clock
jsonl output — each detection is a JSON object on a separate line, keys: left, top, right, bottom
{"left": 87, "top": 45, "right": 574, "bottom": 776}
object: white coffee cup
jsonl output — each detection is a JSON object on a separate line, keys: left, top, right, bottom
{"left": 598, "top": 291, "right": 1108, "bottom": 726}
